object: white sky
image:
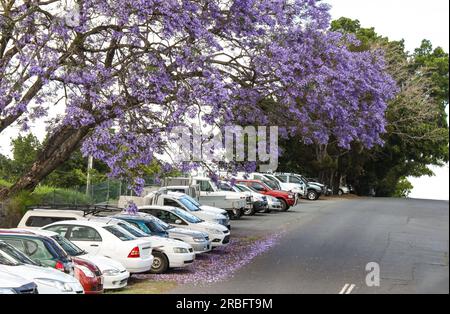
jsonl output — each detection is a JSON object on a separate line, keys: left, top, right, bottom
{"left": 1, "top": 1, "right": 449, "bottom": 200}
{"left": 328, "top": 0, "right": 449, "bottom": 200}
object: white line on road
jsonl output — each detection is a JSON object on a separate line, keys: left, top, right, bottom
{"left": 345, "top": 284, "right": 356, "bottom": 294}
{"left": 339, "top": 284, "right": 349, "bottom": 294}
{"left": 339, "top": 283, "right": 356, "bottom": 294}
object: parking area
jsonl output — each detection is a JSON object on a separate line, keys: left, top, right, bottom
{"left": 110, "top": 198, "right": 345, "bottom": 294}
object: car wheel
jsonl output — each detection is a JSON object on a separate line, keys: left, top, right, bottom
{"left": 244, "top": 207, "right": 256, "bottom": 216}
{"left": 338, "top": 189, "right": 344, "bottom": 196}
{"left": 150, "top": 251, "right": 169, "bottom": 274}
{"left": 307, "top": 190, "right": 318, "bottom": 201}
{"left": 278, "top": 199, "right": 289, "bottom": 211}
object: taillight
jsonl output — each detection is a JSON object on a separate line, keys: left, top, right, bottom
{"left": 55, "top": 261, "right": 65, "bottom": 272}
{"left": 128, "top": 246, "right": 140, "bottom": 258}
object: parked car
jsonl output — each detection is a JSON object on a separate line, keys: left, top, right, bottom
{"left": 42, "top": 220, "right": 153, "bottom": 274}
{"left": 0, "top": 271, "right": 38, "bottom": 294}
{"left": 145, "top": 191, "right": 230, "bottom": 229}
{"left": 0, "top": 229, "right": 74, "bottom": 275}
{"left": 17, "top": 209, "right": 82, "bottom": 230}
{"left": 239, "top": 173, "right": 303, "bottom": 198}
{"left": 339, "top": 185, "right": 350, "bottom": 196}
{"left": 0, "top": 229, "right": 103, "bottom": 294}
{"left": 275, "top": 173, "right": 323, "bottom": 201}
{"left": 112, "top": 213, "right": 212, "bottom": 254}
{"left": 88, "top": 217, "right": 195, "bottom": 274}
{"left": 154, "top": 186, "right": 230, "bottom": 218}
{"left": 235, "top": 180, "right": 296, "bottom": 211}
{"left": 138, "top": 206, "right": 230, "bottom": 248}
{"left": 219, "top": 181, "right": 269, "bottom": 215}
{"left": 0, "top": 241, "right": 84, "bottom": 294}
{"left": 29, "top": 229, "right": 129, "bottom": 291}
{"left": 160, "top": 177, "right": 250, "bottom": 219}
{"left": 235, "top": 184, "right": 274, "bottom": 213}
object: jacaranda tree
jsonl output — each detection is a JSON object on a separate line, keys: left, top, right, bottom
{"left": 0, "top": 0, "right": 397, "bottom": 200}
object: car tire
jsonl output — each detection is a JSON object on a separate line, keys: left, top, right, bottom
{"left": 244, "top": 207, "right": 256, "bottom": 216}
{"left": 307, "top": 190, "right": 318, "bottom": 201}
{"left": 278, "top": 199, "right": 289, "bottom": 211}
{"left": 338, "top": 189, "right": 344, "bottom": 196}
{"left": 232, "top": 208, "right": 243, "bottom": 220}
{"left": 150, "top": 251, "right": 169, "bottom": 274}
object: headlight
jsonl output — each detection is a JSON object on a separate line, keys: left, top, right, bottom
{"left": 35, "top": 278, "right": 73, "bottom": 292}
{"left": 193, "top": 237, "right": 206, "bottom": 243}
{"left": 0, "top": 288, "right": 16, "bottom": 294}
{"left": 288, "top": 195, "right": 294, "bottom": 199}
{"left": 103, "top": 269, "right": 121, "bottom": 276}
{"left": 77, "top": 265, "right": 95, "bottom": 278}
{"left": 173, "top": 247, "right": 189, "bottom": 254}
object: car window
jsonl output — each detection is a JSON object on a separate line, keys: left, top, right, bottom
{"left": 251, "top": 182, "right": 266, "bottom": 192}
{"left": 45, "top": 225, "right": 70, "bottom": 237}
{"left": 103, "top": 226, "right": 134, "bottom": 241}
{"left": 163, "top": 199, "right": 181, "bottom": 208}
{"left": 23, "top": 239, "right": 54, "bottom": 260}
{"left": 0, "top": 242, "right": 37, "bottom": 265}
{"left": 276, "top": 175, "right": 287, "bottom": 183}
{"left": 25, "top": 216, "right": 76, "bottom": 227}
{"left": 198, "top": 180, "right": 214, "bottom": 192}
{"left": 289, "top": 176, "right": 302, "bottom": 184}
{"left": 158, "top": 210, "right": 180, "bottom": 224}
{"left": 117, "top": 222, "right": 148, "bottom": 238}
{"left": 172, "top": 208, "right": 202, "bottom": 224}
{"left": 263, "top": 180, "right": 279, "bottom": 190}
{"left": 51, "top": 235, "right": 85, "bottom": 256}
{"left": 68, "top": 226, "right": 102, "bottom": 242}
{"left": 179, "top": 197, "right": 201, "bottom": 212}
{"left": 125, "top": 220, "right": 151, "bottom": 234}
{"left": 0, "top": 238, "right": 26, "bottom": 253}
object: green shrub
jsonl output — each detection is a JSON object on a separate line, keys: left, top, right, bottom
{"left": 0, "top": 182, "right": 93, "bottom": 228}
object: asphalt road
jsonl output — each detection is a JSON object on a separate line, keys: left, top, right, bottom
{"left": 173, "top": 197, "right": 449, "bottom": 294}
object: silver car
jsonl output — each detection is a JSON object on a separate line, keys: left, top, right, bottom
{"left": 112, "top": 213, "right": 212, "bottom": 254}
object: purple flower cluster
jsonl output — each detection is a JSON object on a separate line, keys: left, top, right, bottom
{"left": 1, "top": 1, "right": 398, "bottom": 193}
{"left": 135, "top": 233, "right": 284, "bottom": 286}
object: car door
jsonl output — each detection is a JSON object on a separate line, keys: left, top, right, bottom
{"left": 65, "top": 225, "right": 102, "bottom": 255}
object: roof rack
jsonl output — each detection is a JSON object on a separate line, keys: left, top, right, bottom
{"left": 26, "top": 204, "right": 124, "bottom": 217}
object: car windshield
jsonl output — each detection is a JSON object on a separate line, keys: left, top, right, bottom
{"left": 172, "top": 208, "right": 203, "bottom": 224}
{"left": 263, "top": 180, "right": 278, "bottom": 190}
{"left": 0, "top": 242, "right": 36, "bottom": 265}
{"left": 293, "top": 175, "right": 307, "bottom": 184}
{"left": 178, "top": 197, "right": 201, "bottom": 212}
{"left": 151, "top": 216, "right": 174, "bottom": 230}
{"left": 235, "top": 185, "right": 250, "bottom": 192}
{"left": 143, "top": 220, "right": 168, "bottom": 234}
{"left": 117, "top": 222, "right": 149, "bottom": 238}
{"left": 103, "top": 226, "right": 135, "bottom": 241}
{"left": 183, "top": 195, "right": 201, "bottom": 207}
{"left": 51, "top": 235, "right": 85, "bottom": 257}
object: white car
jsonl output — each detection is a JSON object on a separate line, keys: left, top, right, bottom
{"left": 29, "top": 229, "right": 130, "bottom": 290}
{"left": 139, "top": 206, "right": 231, "bottom": 248}
{"left": 42, "top": 220, "right": 153, "bottom": 274}
{"left": 158, "top": 187, "right": 230, "bottom": 218}
{"left": 0, "top": 271, "right": 38, "bottom": 294}
{"left": 0, "top": 241, "right": 84, "bottom": 294}
{"left": 89, "top": 217, "right": 196, "bottom": 274}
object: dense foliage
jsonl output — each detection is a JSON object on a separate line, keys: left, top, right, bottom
{"left": 1, "top": 1, "right": 396, "bottom": 199}
{"left": 279, "top": 18, "right": 449, "bottom": 196}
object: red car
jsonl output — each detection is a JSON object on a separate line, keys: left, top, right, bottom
{"left": 236, "top": 180, "right": 296, "bottom": 211}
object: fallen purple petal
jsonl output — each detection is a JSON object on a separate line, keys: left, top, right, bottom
{"left": 134, "top": 233, "right": 284, "bottom": 286}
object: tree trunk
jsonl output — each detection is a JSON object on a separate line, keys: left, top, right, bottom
{"left": 0, "top": 125, "right": 91, "bottom": 201}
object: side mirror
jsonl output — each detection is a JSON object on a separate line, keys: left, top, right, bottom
{"left": 175, "top": 219, "right": 183, "bottom": 225}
